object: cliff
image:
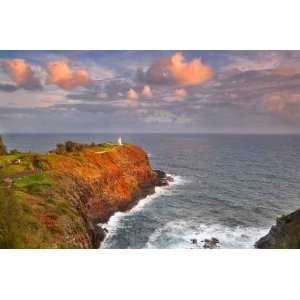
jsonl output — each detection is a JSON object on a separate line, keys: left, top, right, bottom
{"left": 0, "top": 143, "right": 166, "bottom": 248}
{"left": 256, "top": 209, "right": 300, "bottom": 248}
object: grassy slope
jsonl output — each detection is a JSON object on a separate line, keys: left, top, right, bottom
{"left": 0, "top": 143, "right": 148, "bottom": 248}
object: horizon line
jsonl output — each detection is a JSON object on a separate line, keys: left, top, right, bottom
{"left": 2, "top": 132, "right": 300, "bottom": 136}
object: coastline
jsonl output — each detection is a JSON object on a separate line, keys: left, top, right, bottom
{"left": 100, "top": 173, "right": 179, "bottom": 248}
{"left": 3, "top": 136, "right": 298, "bottom": 249}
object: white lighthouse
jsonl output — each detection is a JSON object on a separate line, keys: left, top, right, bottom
{"left": 117, "top": 136, "right": 123, "bottom": 145}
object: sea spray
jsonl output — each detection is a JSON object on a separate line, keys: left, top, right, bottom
{"left": 146, "top": 220, "right": 269, "bottom": 249}
{"left": 100, "top": 174, "right": 185, "bottom": 248}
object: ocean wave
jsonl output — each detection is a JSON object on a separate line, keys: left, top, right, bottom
{"left": 100, "top": 173, "right": 185, "bottom": 248}
{"left": 146, "top": 220, "right": 269, "bottom": 249}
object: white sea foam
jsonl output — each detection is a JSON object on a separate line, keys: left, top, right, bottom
{"left": 100, "top": 174, "right": 184, "bottom": 248}
{"left": 146, "top": 220, "right": 269, "bottom": 249}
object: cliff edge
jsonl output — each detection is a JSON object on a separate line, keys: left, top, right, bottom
{"left": 255, "top": 209, "right": 300, "bottom": 248}
{"left": 0, "top": 142, "right": 167, "bottom": 248}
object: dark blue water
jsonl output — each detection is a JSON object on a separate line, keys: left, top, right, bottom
{"left": 4, "top": 133, "right": 300, "bottom": 248}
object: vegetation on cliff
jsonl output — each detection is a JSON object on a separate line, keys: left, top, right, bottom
{"left": 0, "top": 139, "right": 159, "bottom": 248}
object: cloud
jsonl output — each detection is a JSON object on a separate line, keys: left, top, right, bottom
{"left": 0, "top": 87, "right": 67, "bottom": 109}
{"left": 226, "top": 54, "right": 280, "bottom": 73}
{"left": 138, "top": 52, "right": 213, "bottom": 86}
{"left": 2, "top": 59, "right": 42, "bottom": 90}
{"left": 163, "top": 88, "right": 188, "bottom": 103}
{"left": 273, "top": 64, "right": 300, "bottom": 77}
{"left": 144, "top": 110, "right": 174, "bottom": 123}
{"left": 127, "top": 88, "right": 139, "bottom": 100}
{"left": 0, "top": 82, "right": 18, "bottom": 92}
{"left": 46, "top": 61, "right": 91, "bottom": 90}
{"left": 142, "top": 85, "right": 153, "bottom": 97}
{"left": 142, "top": 109, "right": 192, "bottom": 124}
{"left": 175, "top": 88, "right": 187, "bottom": 97}
{"left": 264, "top": 93, "right": 300, "bottom": 116}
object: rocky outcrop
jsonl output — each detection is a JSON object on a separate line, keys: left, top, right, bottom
{"left": 51, "top": 145, "right": 172, "bottom": 248}
{"left": 255, "top": 209, "right": 300, "bottom": 249}
{"left": 154, "top": 169, "right": 174, "bottom": 186}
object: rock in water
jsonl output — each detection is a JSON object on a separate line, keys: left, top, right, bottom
{"left": 203, "top": 237, "right": 220, "bottom": 249}
{"left": 154, "top": 169, "right": 173, "bottom": 186}
{"left": 211, "top": 237, "right": 220, "bottom": 244}
{"left": 190, "top": 238, "right": 197, "bottom": 245}
{"left": 167, "top": 176, "right": 174, "bottom": 182}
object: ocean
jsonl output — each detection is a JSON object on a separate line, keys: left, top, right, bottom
{"left": 4, "top": 133, "right": 300, "bottom": 248}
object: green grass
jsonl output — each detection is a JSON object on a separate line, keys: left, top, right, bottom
{"left": 14, "top": 172, "right": 53, "bottom": 195}
{"left": 0, "top": 164, "right": 27, "bottom": 177}
{"left": 14, "top": 172, "right": 52, "bottom": 187}
{"left": 0, "top": 153, "right": 48, "bottom": 180}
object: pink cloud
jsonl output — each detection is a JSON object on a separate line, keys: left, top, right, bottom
{"left": 264, "top": 93, "right": 300, "bottom": 117}
{"left": 175, "top": 88, "right": 187, "bottom": 97}
{"left": 142, "top": 85, "right": 153, "bottom": 97}
{"left": 2, "top": 59, "right": 42, "bottom": 90}
{"left": 169, "top": 53, "right": 213, "bottom": 85}
{"left": 127, "top": 88, "right": 139, "bottom": 100}
{"left": 273, "top": 64, "right": 300, "bottom": 76}
{"left": 139, "top": 52, "right": 213, "bottom": 86}
{"left": 46, "top": 61, "right": 91, "bottom": 90}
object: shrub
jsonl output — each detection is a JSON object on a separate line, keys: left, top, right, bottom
{"left": 9, "top": 149, "right": 19, "bottom": 155}
{"left": 65, "top": 141, "right": 83, "bottom": 153}
{"left": 55, "top": 143, "right": 66, "bottom": 154}
{"left": 54, "top": 140, "right": 99, "bottom": 154}
{"left": 277, "top": 213, "right": 292, "bottom": 224}
{"left": 32, "top": 155, "right": 48, "bottom": 170}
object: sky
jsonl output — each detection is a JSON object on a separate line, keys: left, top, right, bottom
{"left": 1, "top": 50, "right": 300, "bottom": 133}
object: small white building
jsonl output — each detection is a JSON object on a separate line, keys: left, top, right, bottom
{"left": 118, "top": 136, "right": 123, "bottom": 145}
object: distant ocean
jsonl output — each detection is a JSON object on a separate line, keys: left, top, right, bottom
{"left": 4, "top": 133, "right": 300, "bottom": 248}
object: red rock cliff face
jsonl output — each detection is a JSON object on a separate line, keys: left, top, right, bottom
{"left": 46, "top": 145, "right": 159, "bottom": 247}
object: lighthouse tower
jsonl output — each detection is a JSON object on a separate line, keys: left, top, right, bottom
{"left": 117, "top": 136, "right": 123, "bottom": 145}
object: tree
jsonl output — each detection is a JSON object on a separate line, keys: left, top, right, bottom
{"left": 0, "top": 135, "right": 7, "bottom": 155}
